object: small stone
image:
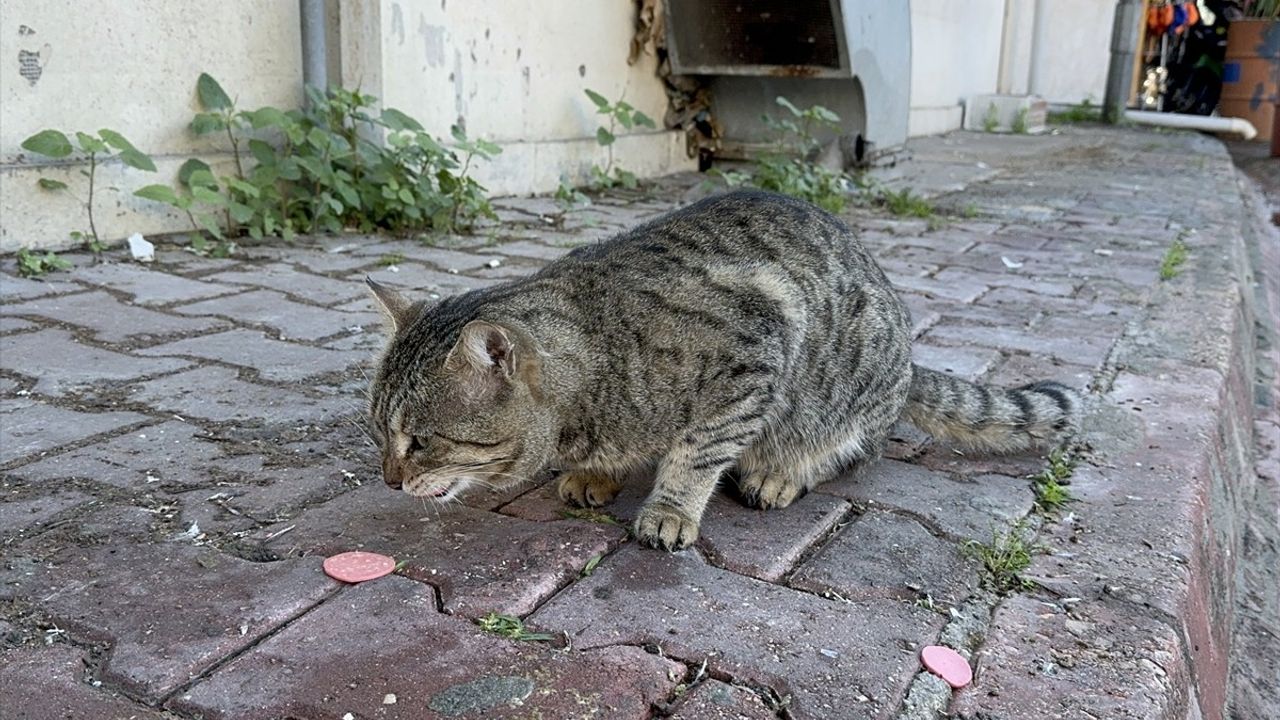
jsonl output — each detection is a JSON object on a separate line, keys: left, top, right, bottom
{"left": 486, "top": 259, "right": 501, "bottom": 268}
{"left": 383, "top": 692, "right": 397, "bottom": 704}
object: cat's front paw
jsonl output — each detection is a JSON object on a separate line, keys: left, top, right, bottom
{"left": 736, "top": 471, "right": 804, "bottom": 510}
{"left": 634, "top": 503, "right": 699, "bottom": 551}
{"left": 557, "top": 471, "right": 621, "bottom": 508}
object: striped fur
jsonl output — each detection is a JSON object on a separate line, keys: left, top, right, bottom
{"left": 367, "top": 190, "right": 1080, "bottom": 551}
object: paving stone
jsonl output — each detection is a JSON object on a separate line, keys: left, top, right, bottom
{"left": 952, "top": 594, "right": 1187, "bottom": 720}
{"left": 136, "top": 329, "right": 366, "bottom": 382}
{"left": 491, "top": 239, "right": 573, "bottom": 262}
{"left": 1, "top": 329, "right": 191, "bottom": 396}
{"left": 253, "top": 483, "right": 625, "bottom": 616}
{"left": 278, "top": 248, "right": 378, "bottom": 274}
{"left": 0, "top": 644, "right": 170, "bottom": 720}
{"left": 11, "top": 420, "right": 263, "bottom": 491}
{"left": 790, "top": 510, "right": 979, "bottom": 606}
{"left": 359, "top": 263, "right": 500, "bottom": 297}
{"left": 473, "top": 262, "right": 542, "bottom": 279}
{"left": 0, "top": 272, "right": 80, "bottom": 301}
{"left": 3, "top": 543, "right": 339, "bottom": 702}
{"left": 912, "top": 343, "right": 1001, "bottom": 381}
{"left": 983, "top": 352, "right": 1095, "bottom": 391}
{"left": 529, "top": 545, "right": 944, "bottom": 720}
{"left": 816, "top": 460, "right": 1034, "bottom": 544}
{"left": 151, "top": 248, "right": 245, "bottom": 273}
{"left": 3, "top": 290, "right": 225, "bottom": 345}
{"left": 923, "top": 321, "right": 1114, "bottom": 368}
{"left": 172, "top": 289, "right": 362, "bottom": 342}
{"left": 205, "top": 263, "right": 367, "bottom": 305}
{"left": 127, "top": 366, "right": 352, "bottom": 426}
{"left": 893, "top": 274, "right": 989, "bottom": 303}
{"left": 0, "top": 402, "right": 147, "bottom": 466}
{"left": 669, "top": 680, "right": 777, "bottom": 720}
{"left": 170, "top": 576, "right": 682, "bottom": 720}
{"left": 351, "top": 242, "right": 506, "bottom": 272}
{"left": 0, "top": 488, "right": 91, "bottom": 542}
{"left": 72, "top": 262, "right": 238, "bottom": 305}
{"left": 500, "top": 474, "right": 850, "bottom": 583}
{"left": 0, "top": 376, "right": 20, "bottom": 394}
{"left": 0, "top": 316, "right": 37, "bottom": 333}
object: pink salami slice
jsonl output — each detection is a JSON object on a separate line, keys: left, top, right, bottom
{"left": 323, "top": 551, "right": 396, "bottom": 583}
{"left": 920, "top": 645, "right": 972, "bottom": 689}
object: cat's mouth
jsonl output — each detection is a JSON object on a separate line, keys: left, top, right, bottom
{"left": 404, "top": 476, "right": 456, "bottom": 499}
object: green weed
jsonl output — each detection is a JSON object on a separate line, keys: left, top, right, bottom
{"left": 584, "top": 89, "right": 656, "bottom": 190}
{"left": 476, "top": 612, "right": 555, "bottom": 642}
{"left": 377, "top": 252, "right": 406, "bottom": 267}
{"left": 879, "top": 188, "right": 934, "bottom": 218}
{"left": 1159, "top": 238, "right": 1188, "bottom": 280}
{"left": 982, "top": 103, "right": 999, "bottom": 132}
{"left": 1012, "top": 108, "right": 1029, "bottom": 134}
{"left": 1049, "top": 98, "right": 1101, "bottom": 124}
{"left": 15, "top": 248, "right": 72, "bottom": 278}
{"left": 965, "top": 523, "right": 1035, "bottom": 593}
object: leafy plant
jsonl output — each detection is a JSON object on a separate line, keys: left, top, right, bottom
{"left": 965, "top": 523, "right": 1035, "bottom": 593}
{"left": 135, "top": 74, "right": 502, "bottom": 245}
{"left": 584, "top": 89, "right": 656, "bottom": 190}
{"left": 15, "top": 248, "right": 72, "bottom": 278}
{"left": 982, "top": 103, "right": 1000, "bottom": 132}
{"left": 1049, "top": 98, "right": 1101, "bottom": 124}
{"left": 1032, "top": 449, "right": 1075, "bottom": 512}
{"left": 1012, "top": 108, "right": 1029, "bottom": 134}
{"left": 476, "top": 613, "right": 555, "bottom": 642}
{"left": 377, "top": 252, "right": 406, "bottom": 266}
{"left": 1159, "top": 237, "right": 1188, "bottom": 280}
{"left": 554, "top": 176, "right": 590, "bottom": 209}
{"left": 21, "top": 128, "right": 156, "bottom": 252}
{"left": 879, "top": 187, "right": 934, "bottom": 218}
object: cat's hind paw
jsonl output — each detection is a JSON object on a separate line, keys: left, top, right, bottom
{"left": 557, "top": 471, "right": 621, "bottom": 508}
{"left": 634, "top": 503, "right": 699, "bottom": 551}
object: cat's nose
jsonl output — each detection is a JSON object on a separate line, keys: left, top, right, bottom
{"left": 382, "top": 457, "right": 404, "bottom": 489}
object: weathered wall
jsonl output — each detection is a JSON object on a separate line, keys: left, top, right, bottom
{"left": 908, "top": 0, "right": 1006, "bottom": 137}
{"left": 1028, "top": 0, "right": 1115, "bottom": 105}
{"left": 0, "top": 0, "right": 304, "bottom": 252}
{"left": 366, "top": 0, "right": 691, "bottom": 197}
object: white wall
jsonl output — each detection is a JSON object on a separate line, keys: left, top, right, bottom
{"left": 908, "top": 0, "right": 1007, "bottom": 137}
{"left": 0, "top": 0, "right": 304, "bottom": 252}
{"left": 1029, "top": 0, "right": 1115, "bottom": 105}
{"left": 368, "top": 0, "right": 691, "bottom": 196}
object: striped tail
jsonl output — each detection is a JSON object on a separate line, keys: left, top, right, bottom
{"left": 902, "top": 365, "right": 1082, "bottom": 454}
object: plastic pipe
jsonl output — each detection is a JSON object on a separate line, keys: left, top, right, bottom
{"left": 300, "top": 0, "right": 328, "bottom": 95}
{"left": 1123, "top": 110, "right": 1259, "bottom": 140}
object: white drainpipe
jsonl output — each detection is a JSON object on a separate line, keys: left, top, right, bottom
{"left": 1124, "top": 110, "right": 1259, "bottom": 140}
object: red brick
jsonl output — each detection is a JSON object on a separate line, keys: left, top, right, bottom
{"left": 0, "top": 644, "right": 169, "bottom": 720}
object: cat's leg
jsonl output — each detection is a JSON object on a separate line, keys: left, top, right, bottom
{"left": 635, "top": 404, "right": 768, "bottom": 551}
{"left": 557, "top": 471, "right": 622, "bottom": 508}
{"left": 736, "top": 422, "right": 889, "bottom": 509}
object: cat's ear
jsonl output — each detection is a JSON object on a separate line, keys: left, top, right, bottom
{"left": 444, "top": 320, "right": 516, "bottom": 377}
{"left": 365, "top": 277, "right": 413, "bottom": 334}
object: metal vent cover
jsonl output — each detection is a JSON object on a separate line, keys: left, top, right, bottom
{"left": 665, "top": 0, "right": 850, "bottom": 77}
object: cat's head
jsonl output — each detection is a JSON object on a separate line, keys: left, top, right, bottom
{"left": 365, "top": 279, "right": 556, "bottom": 501}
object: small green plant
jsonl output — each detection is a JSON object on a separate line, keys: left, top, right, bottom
{"left": 188, "top": 235, "right": 238, "bottom": 259}
{"left": 1159, "top": 237, "right": 1188, "bottom": 280}
{"left": 879, "top": 187, "right": 934, "bottom": 218}
{"left": 584, "top": 89, "right": 656, "bottom": 190}
{"left": 554, "top": 176, "right": 590, "bottom": 209}
{"left": 580, "top": 554, "right": 602, "bottom": 577}
{"left": 1033, "top": 449, "right": 1076, "bottom": 512}
{"left": 560, "top": 508, "right": 623, "bottom": 527}
{"left": 21, "top": 128, "right": 156, "bottom": 252}
{"left": 961, "top": 203, "right": 980, "bottom": 219}
{"left": 1012, "top": 108, "right": 1029, "bottom": 134}
{"left": 982, "top": 103, "right": 1000, "bottom": 132}
{"left": 135, "top": 74, "right": 501, "bottom": 244}
{"left": 15, "top": 248, "right": 72, "bottom": 278}
{"left": 377, "top": 252, "right": 406, "bottom": 267}
{"left": 1049, "top": 98, "right": 1101, "bottom": 124}
{"left": 965, "top": 523, "right": 1035, "bottom": 593}
{"left": 476, "top": 613, "right": 555, "bottom": 642}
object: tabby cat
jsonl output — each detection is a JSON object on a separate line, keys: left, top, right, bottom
{"left": 366, "top": 190, "right": 1079, "bottom": 551}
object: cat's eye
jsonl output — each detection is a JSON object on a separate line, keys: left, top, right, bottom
{"left": 433, "top": 432, "right": 503, "bottom": 448}
{"left": 407, "top": 435, "right": 427, "bottom": 453}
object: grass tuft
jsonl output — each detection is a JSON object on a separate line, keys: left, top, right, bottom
{"left": 377, "top": 252, "right": 406, "bottom": 267}
{"left": 1159, "top": 238, "right": 1188, "bottom": 280}
{"left": 880, "top": 188, "right": 934, "bottom": 218}
{"left": 965, "top": 523, "right": 1035, "bottom": 593}
{"left": 1033, "top": 449, "right": 1076, "bottom": 513}
{"left": 560, "top": 508, "right": 624, "bottom": 527}
{"left": 476, "top": 612, "right": 555, "bottom": 642}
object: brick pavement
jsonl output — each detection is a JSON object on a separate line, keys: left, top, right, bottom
{"left": 0, "top": 126, "right": 1266, "bottom": 719}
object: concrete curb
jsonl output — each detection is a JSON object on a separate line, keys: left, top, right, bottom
{"left": 952, "top": 142, "right": 1266, "bottom": 720}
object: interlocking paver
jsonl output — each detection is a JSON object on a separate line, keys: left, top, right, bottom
{"left": 0, "top": 644, "right": 170, "bottom": 720}
{"left": 126, "top": 366, "right": 351, "bottom": 425}
{"left": 172, "top": 288, "right": 363, "bottom": 342}
{"left": 72, "top": 262, "right": 238, "bottom": 305}
{"left": 923, "top": 321, "right": 1114, "bottom": 368}
{"left": 669, "top": 680, "right": 777, "bottom": 719}
{"left": 0, "top": 316, "right": 37, "bottom": 333}
{"left": 254, "top": 483, "right": 625, "bottom": 616}
{"left": 170, "top": 575, "right": 682, "bottom": 720}
{"left": 0, "top": 272, "right": 80, "bottom": 301}
{"left": 0, "top": 401, "right": 147, "bottom": 466}
{"left": 490, "top": 239, "right": 574, "bottom": 261}
{"left": 205, "top": 263, "right": 367, "bottom": 305}
{"left": 0, "top": 487, "right": 91, "bottom": 541}
{"left": 1, "top": 543, "right": 340, "bottom": 703}
{"left": 816, "top": 460, "right": 1034, "bottom": 543}
{"left": 11, "top": 420, "right": 262, "bottom": 490}
{"left": 136, "top": 328, "right": 367, "bottom": 382}
{"left": 3, "top": 289, "right": 225, "bottom": 344}
{"left": 350, "top": 241, "right": 505, "bottom": 271}
{"left": 790, "top": 510, "right": 979, "bottom": 605}
{"left": 1, "top": 329, "right": 191, "bottom": 396}
{"left": 359, "top": 263, "right": 500, "bottom": 296}
{"left": 530, "top": 545, "right": 944, "bottom": 719}
{"left": 911, "top": 343, "right": 1001, "bottom": 381}
{"left": 500, "top": 475, "right": 850, "bottom": 582}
